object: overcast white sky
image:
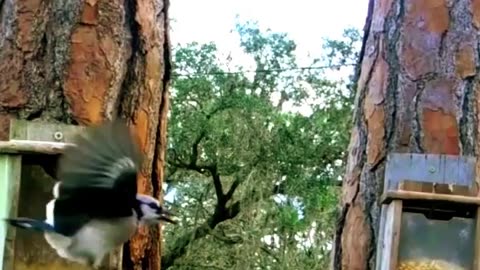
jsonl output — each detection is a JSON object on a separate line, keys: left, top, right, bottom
{"left": 169, "top": 0, "right": 369, "bottom": 68}
{"left": 167, "top": 0, "right": 369, "bottom": 117}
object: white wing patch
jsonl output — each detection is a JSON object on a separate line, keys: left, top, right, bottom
{"left": 45, "top": 199, "right": 55, "bottom": 227}
{"left": 18, "top": 222, "right": 33, "bottom": 228}
{"left": 52, "top": 182, "right": 61, "bottom": 199}
{"left": 43, "top": 200, "right": 76, "bottom": 262}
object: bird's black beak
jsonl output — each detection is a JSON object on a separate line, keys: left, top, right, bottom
{"left": 158, "top": 208, "right": 177, "bottom": 224}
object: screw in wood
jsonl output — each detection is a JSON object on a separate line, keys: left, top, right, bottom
{"left": 53, "top": 131, "right": 64, "bottom": 141}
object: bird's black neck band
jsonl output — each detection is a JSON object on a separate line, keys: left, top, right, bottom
{"left": 133, "top": 200, "right": 144, "bottom": 220}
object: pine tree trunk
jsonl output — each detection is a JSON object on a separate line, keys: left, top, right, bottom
{"left": 333, "top": 0, "right": 479, "bottom": 269}
{"left": 0, "top": 0, "right": 171, "bottom": 269}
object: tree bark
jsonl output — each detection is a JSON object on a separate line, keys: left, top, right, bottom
{"left": 333, "top": 0, "right": 479, "bottom": 269}
{"left": 0, "top": 0, "right": 171, "bottom": 269}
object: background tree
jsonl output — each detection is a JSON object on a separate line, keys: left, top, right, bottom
{"left": 0, "top": 0, "right": 171, "bottom": 269}
{"left": 332, "top": 0, "right": 480, "bottom": 269}
{"left": 161, "top": 20, "right": 361, "bottom": 269}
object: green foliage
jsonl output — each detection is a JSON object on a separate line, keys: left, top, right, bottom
{"left": 162, "top": 21, "right": 361, "bottom": 269}
{"left": 322, "top": 28, "right": 362, "bottom": 68}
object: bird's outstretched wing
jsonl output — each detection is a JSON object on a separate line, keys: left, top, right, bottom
{"left": 58, "top": 119, "right": 142, "bottom": 192}
{"left": 51, "top": 119, "right": 142, "bottom": 236}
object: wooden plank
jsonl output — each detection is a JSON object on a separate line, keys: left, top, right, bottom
{"left": 0, "top": 155, "right": 22, "bottom": 270}
{"left": 400, "top": 180, "right": 476, "bottom": 196}
{"left": 109, "top": 246, "right": 123, "bottom": 269}
{"left": 401, "top": 180, "right": 433, "bottom": 193}
{"left": 433, "top": 183, "right": 452, "bottom": 194}
{"left": 454, "top": 156, "right": 475, "bottom": 186}
{"left": 426, "top": 155, "right": 445, "bottom": 184}
{"left": 384, "top": 153, "right": 476, "bottom": 193}
{"left": 473, "top": 207, "right": 480, "bottom": 270}
{"left": 450, "top": 185, "right": 476, "bottom": 196}
{"left": 0, "top": 140, "right": 73, "bottom": 155}
{"left": 389, "top": 201, "right": 402, "bottom": 270}
{"left": 375, "top": 204, "right": 389, "bottom": 270}
{"left": 377, "top": 200, "right": 403, "bottom": 270}
{"left": 400, "top": 180, "right": 425, "bottom": 192}
{"left": 9, "top": 119, "right": 83, "bottom": 143}
{"left": 381, "top": 190, "right": 480, "bottom": 205}
{"left": 0, "top": 119, "right": 82, "bottom": 154}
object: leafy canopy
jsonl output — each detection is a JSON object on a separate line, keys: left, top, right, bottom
{"left": 162, "top": 20, "right": 361, "bottom": 269}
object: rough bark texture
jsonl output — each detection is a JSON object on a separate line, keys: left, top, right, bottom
{"left": 0, "top": 0, "right": 171, "bottom": 269}
{"left": 333, "top": 0, "right": 479, "bottom": 269}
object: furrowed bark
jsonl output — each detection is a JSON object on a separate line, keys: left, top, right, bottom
{"left": 0, "top": 0, "right": 171, "bottom": 269}
{"left": 333, "top": 0, "right": 480, "bottom": 269}
{"left": 119, "top": 0, "right": 171, "bottom": 269}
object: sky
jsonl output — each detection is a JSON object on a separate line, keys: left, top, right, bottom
{"left": 169, "top": 0, "right": 369, "bottom": 66}
{"left": 168, "top": 0, "right": 369, "bottom": 114}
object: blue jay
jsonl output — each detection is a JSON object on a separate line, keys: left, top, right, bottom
{"left": 4, "top": 119, "right": 176, "bottom": 268}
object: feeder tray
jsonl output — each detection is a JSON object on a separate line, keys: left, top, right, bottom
{"left": 376, "top": 153, "right": 480, "bottom": 270}
{"left": 397, "top": 259, "right": 466, "bottom": 270}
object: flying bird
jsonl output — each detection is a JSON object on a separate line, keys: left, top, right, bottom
{"left": 4, "top": 119, "right": 176, "bottom": 268}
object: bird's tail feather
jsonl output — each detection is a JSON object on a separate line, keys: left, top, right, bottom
{"left": 4, "top": 218, "right": 56, "bottom": 233}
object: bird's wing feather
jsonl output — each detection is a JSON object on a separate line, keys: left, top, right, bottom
{"left": 4, "top": 217, "right": 56, "bottom": 232}
{"left": 51, "top": 119, "right": 142, "bottom": 235}
{"left": 57, "top": 119, "right": 141, "bottom": 191}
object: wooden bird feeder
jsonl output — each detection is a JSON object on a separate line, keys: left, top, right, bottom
{"left": 376, "top": 153, "right": 480, "bottom": 270}
{"left": 0, "top": 119, "right": 122, "bottom": 270}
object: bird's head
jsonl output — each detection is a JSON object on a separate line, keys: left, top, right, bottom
{"left": 135, "top": 194, "right": 177, "bottom": 225}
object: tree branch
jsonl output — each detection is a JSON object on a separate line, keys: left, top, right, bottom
{"left": 164, "top": 149, "right": 241, "bottom": 269}
{"left": 161, "top": 199, "right": 241, "bottom": 269}
{"left": 163, "top": 108, "right": 246, "bottom": 268}
{"left": 210, "top": 230, "right": 243, "bottom": 245}
{"left": 189, "top": 130, "right": 207, "bottom": 166}
{"left": 165, "top": 130, "right": 344, "bottom": 269}
{"left": 260, "top": 245, "right": 280, "bottom": 262}
{"left": 174, "top": 262, "right": 228, "bottom": 270}
{"left": 225, "top": 178, "right": 240, "bottom": 200}
{"left": 209, "top": 165, "right": 226, "bottom": 205}
{"left": 165, "top": 166, "right": 178, "bottom": 184}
